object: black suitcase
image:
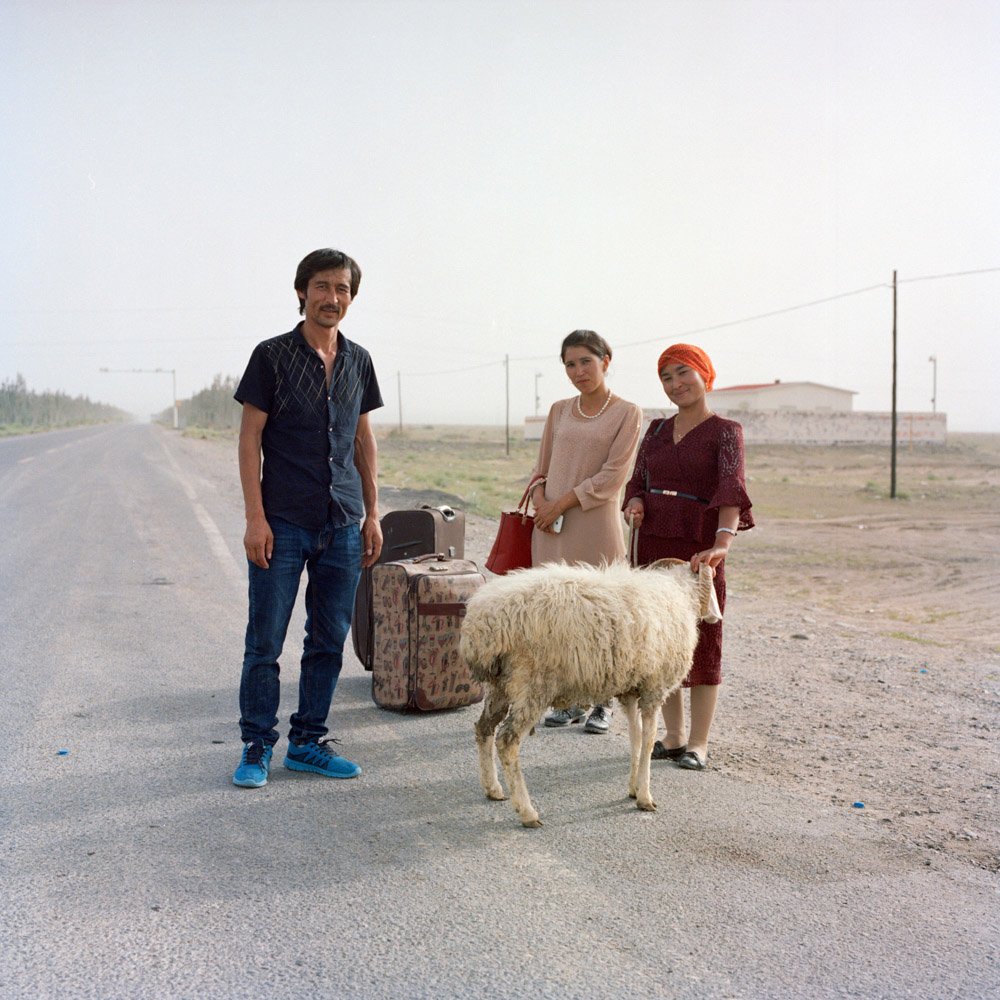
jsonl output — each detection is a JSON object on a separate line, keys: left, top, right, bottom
{"left": 351, "top": 505, "right": 465, "bottom": 670}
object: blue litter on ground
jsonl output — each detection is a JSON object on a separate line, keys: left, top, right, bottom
{"left": 852, "top": 801, "right": 865, "bottom": 809}
{"left": 56, "top": 749, "right": 70, "bottom": 756}
{"left": 919, "top": 668, "right": 928, "bottom": 674}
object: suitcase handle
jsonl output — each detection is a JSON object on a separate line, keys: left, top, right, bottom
{"left": 411, "top": 553, "right": 448, "bottom": 566}
{"left": 418, "top": 503, "right": 457, "bottom": 522}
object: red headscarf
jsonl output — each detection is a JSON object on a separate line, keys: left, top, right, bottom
{"left": 657, "top": 343, "right": 716, "bottom": 392}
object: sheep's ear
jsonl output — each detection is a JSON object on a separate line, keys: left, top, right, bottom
{"left": 698, "top": 564, "right": 723, "bottom": 624}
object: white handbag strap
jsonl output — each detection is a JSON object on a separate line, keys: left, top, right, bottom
{"left": 627, "top": 512, "right": 639, "bottom": 567}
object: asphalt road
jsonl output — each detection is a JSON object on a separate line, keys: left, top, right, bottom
{"left": 1, "top": 424, "right": 995, "bottom": 1000}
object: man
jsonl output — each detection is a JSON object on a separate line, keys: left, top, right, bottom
{"left": 232, "top": 248, "right": 383, "bottom": 789}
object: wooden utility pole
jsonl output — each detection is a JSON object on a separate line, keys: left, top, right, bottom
{"left": 890, "top": 270, "right": 898, "bottom": 498}
{"left": 504, "top": 354, "right": 510, "bottom": 455}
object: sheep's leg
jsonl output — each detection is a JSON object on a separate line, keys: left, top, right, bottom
{"left": 496, "top": 706, "right": 543, "bottom": 828}
{"left": 635, "top": 701, "right": 659, "bottom": 813}
{"left": 620, "top": 695, "right": 642, "bottom": 799}
{"left": 474, "top": 687, "right": 510, "bottom": 801}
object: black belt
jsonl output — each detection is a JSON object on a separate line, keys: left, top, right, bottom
{"left": 646, "top": 487, "right": 709, "bottom": 504}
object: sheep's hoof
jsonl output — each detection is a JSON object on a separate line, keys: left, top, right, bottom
{"left": 637, "top": 798, "right": 657, "bottom": 813}
{"left": 485, "top": 785, "right": 507, "bottom": 801}
{"left": 628, "top": 788, "right": 638, "bottom": 800}
{"left": 521, "top": 817, "right": 543, "bottom": 829}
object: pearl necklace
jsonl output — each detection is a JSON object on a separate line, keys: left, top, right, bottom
{"left": 575, "top": 389, "right": 612, "bottom": 420}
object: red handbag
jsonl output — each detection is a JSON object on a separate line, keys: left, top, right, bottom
{"left": 485, "top": 479, "right": 542, "bottom": 575}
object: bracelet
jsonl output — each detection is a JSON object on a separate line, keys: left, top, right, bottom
{"left": 715, "top": 527, "right": 737, "bottom": 536}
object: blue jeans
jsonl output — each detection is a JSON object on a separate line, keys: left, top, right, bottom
{"left": 239, "top": 515, "right": 362, "bottom": 746}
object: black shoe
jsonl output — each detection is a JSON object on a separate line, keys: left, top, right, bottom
{"left": 583, "top": 705, "right": 612, "bottom": 734}
{"left": 677, "top": 750, "right": 707, "bottom": 771}
{"left": 651, "top": 741, "right": 687, "bottom": 761}
{"left": 544, "top": 707, "right": 586, "bottom": 727}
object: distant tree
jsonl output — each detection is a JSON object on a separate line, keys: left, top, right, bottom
{"left": 156, "top": 374, "right": 241, "bottom": 430}
{"left": 0, "top": 373, "right": 128, "bottom": 431}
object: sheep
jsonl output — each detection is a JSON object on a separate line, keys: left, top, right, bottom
{"left": 460, "top": 558, "right": 722, "bottom": 828}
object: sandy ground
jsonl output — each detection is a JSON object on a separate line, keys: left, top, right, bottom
{"left": 383, "top": 433, "right": 1000, "bottom": 875}
{"left": 186, "top": 428, "right": 999, "bottom": 875}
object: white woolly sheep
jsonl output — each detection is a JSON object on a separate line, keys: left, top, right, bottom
{"left": 460, "top": 558, "right": 722, "bottom": 828}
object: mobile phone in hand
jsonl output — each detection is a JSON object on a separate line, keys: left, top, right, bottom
{"left": 552, "top": 515, "right": 564, "bottom": 533}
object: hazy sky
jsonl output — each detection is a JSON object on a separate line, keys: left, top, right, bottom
{"left": 3, "top": 0, "right": 998, "bottom": 431}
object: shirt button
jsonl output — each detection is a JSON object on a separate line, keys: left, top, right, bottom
{"left": 328, "top": 426, "right": 333, "bottom": 432}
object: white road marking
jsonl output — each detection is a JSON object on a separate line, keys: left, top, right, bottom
{"left": 158, "top": 438, "right": 245, "bottom": 589}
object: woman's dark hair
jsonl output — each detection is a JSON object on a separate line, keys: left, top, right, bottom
{"left": 560, "top": 329, "right": 612, "bottom": 363}
{"left": 294, "top": 249, "right": 362, "bottom": 313}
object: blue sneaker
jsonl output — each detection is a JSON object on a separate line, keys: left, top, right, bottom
{"left": 284, "top": 738, "right": 361, "bottom": 779}
{"left": 233, "top": 741, "right": 273, "bottom": 788}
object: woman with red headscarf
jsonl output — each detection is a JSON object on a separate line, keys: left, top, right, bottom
{"left": 622, "top": 344, "right": 753, "bottom": 770}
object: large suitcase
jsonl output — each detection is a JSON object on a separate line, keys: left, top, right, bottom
{"left": 352, "top": 505, "right": 465, "bottom": 671}
{"left": 370, "top": 555, "right": 485, "bottom": 712}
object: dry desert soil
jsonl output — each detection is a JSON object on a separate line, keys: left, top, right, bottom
{"left": 184, "top": 425, "right": 999, "bottom": 874}
{"left": 378, "top": 431, "right": 1000, "bottom": 874}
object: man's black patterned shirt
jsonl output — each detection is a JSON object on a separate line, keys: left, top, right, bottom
{"left": 235, "top": 324, "right": 383, "bottom": 530}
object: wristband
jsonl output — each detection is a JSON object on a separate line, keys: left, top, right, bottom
{"left": 715, "top": 527, "right": 737, "bottom": 536}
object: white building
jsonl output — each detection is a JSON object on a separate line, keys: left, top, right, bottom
{"left": 709, "top": 381, "right": 855, "bottom": 413}
{"left": 524, "top": 379, "right": 947, "bottom": 444}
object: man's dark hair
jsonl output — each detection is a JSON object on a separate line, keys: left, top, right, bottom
{"left": 560, "top": 329, "right": 612, "bottom": 363}
{"left": 294, "top": 249, "right": 362, "bottom": 313}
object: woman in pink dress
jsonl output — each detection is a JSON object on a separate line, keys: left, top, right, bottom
{"left": 529, "top": 330, "right": 643, "bottom": 734}
{"left": 623, "top": 343, "right": 753, "bottom": 770}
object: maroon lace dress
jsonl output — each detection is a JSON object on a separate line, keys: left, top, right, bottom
{"left": 623, "top": 415, "right": 753, "bottom": 686}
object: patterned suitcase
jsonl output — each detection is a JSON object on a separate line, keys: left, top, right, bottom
{"left": 352, "top": 505, "right": 465, "bottom": 671}
{"left": 371, "top": 555, "right": 485, "bottom": 712}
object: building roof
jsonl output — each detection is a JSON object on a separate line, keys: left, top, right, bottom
{"left": 713, "top": 380, "right": 856, "bottom": 395}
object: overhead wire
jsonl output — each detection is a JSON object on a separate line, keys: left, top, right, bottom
{"left": 897, "top": 266, "right": 1000, "bottom": 284}
{"left": 402, "top": 267, "right": 998, "bottom": 377}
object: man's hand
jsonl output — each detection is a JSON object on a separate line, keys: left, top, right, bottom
{"left": 361, "top": 516, "right": 383, "bottom": 568}
{"left": 244, "top": 514, "right": 273, "bottom": 569}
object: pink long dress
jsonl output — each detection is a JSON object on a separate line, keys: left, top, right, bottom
{"left": 530, "top": 396, "right": 643, "bottom": 567}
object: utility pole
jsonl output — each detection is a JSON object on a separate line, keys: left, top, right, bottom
{"left": 534, "top": 372, "right": 543, "bottom": 416}
{"left": 504, "top": 354, "right": 510, "bottom": 456}
{"left": 929, "top": 355, "right": 937, "bottom": 413}
{"left": 890, "top": 270, "right": 898, "bottom": 499}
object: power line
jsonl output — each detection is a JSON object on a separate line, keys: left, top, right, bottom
{"left": 403, "top": 359, "right": 502, "bottom": 378}
{"left": 611, "top": 283, "right": 892, "bottom": 352}
{"left": 897, "top": 266, "right": 1000, "bottom": 284}
{"left": 503, "top": 282, "right": 892, "bottom": 363}
{"left": 7, "top": 268, "right": 997, "bottom": 379}
{"left": 399, "top": 266, "right": 997, "bottom": 379}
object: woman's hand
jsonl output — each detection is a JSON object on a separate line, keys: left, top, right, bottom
{"left": 534, "top": 487, "right": 580, "bottom": 533}
{"left": 692, "top": 507, "right": 739, "bottom": 571}
{"left": 533, "top": 496, "right": 564, "bottom": 533}
{"left": 690, "top": 546, "right": 727, "bottom": 572}
{"left": 623, "top": 498, "right": 645, "bottom": 529}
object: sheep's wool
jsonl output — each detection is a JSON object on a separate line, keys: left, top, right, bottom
{"left": 461, "top": 561, "right": 705, "bottom": 710}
